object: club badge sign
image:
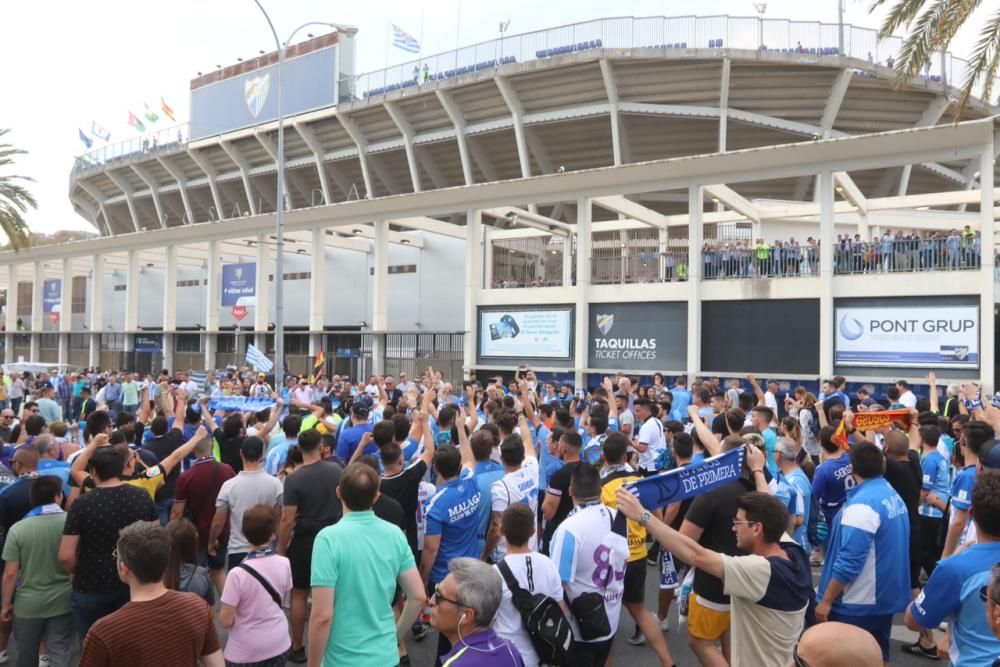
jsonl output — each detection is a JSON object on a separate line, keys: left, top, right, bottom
{"left": 588, "top": 302, "right": 686, "bottom": 371}
{"left": 221, "top": 263, "right": 257, "bottom": 307}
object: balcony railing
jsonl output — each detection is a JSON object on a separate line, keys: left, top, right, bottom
{"left": 71, "top": 123, "right": 189, "bottom": 179}
{"left": 833, "top": 236, "right": 981, "bottom": 275}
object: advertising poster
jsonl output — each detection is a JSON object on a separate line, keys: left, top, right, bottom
{"left": 835, "top": 305, "right": 978, "bottom": 368}
{"left": 222, "top": 263, "right": 256, "bottom": 307}
{"left": 479, "top": 308, "right": 572, "bottom": 360}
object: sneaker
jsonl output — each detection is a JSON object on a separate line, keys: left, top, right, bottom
{"left": 659, "top": 616, "right": 670, "bottom": 631}
{"left": 412, "top": 621, "right": 429, "bottom": 642}
{"left": 901, "top": 641, "right": 939, "bottom": 660}
{"left": 287, "top": 647, "right": 307, "bottom": 664}
{"left": 38, "top": 658, "right": 49, "bottom": 667}
{"left": 397, "top": 657, "right": 412, "bottom": 666}
{"left": 0, "top": 650, "right": 7, "bottom": 665}
{"left": 627, "top": 627, "right": 646, "bottom": 646}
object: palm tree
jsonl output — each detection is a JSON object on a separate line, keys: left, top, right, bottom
{"left": 872, "top": 0, "right": 1000, "bottom": 115}
{"left": 0, "top": 129, "right": 35, "bottom": 250}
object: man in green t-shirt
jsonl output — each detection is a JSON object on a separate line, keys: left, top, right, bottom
{"left": 308, "top": 463, "right": 425, "bottom": 667}
{"left": 1, "top": 476, "right": 77, "bottom": 666}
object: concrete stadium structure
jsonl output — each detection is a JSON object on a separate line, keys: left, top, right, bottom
{"left": 4, "top": 15, "right": 999, "bottom": 386}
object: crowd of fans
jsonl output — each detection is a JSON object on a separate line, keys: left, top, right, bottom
{"left": 0, "top": 364, "right": 996, "bottom": 666}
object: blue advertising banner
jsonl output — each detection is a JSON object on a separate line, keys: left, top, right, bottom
{"left": 206, "top": 396, "right": 277, "bottom": 412}
{"left": 134, "top": 334, "right": 163, "bottom": 353}
{"left": 42, "top": 279, "right": 61, "bottom": 313}
{"left": 222, "top": 263, "right": 256, "bottom": 307}
{"left": 190, "top": 47, "right": 338, "bottom": 140}
{"left": 625, "top": 446, "right": 746, "bottom": 510}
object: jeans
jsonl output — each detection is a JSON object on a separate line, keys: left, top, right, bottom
{"left": 70, "top": 589, "right": 130, "bottom": 638}
{"left": 156, "top": 498, "right": 173, "bottom": 526}
{"left": 10, "top": 398, "right": 21, "bottom": 415}
{"left": 122, "top": 403, "right": 138, "bottom": 415}
{"left": 12, "top": 613, "right": 79, "bottom": 667}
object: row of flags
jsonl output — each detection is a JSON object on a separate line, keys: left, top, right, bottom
{"left": 78, "top": 97, "right": 177, "bottom": 149}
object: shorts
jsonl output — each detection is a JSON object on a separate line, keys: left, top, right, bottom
{"left": 828, "top": 611, "right": 893, "bottom": 662}
{"left": 659, "top": 549, "right": 679, "bottom": 590}
{"left": 227, "top": 552, "right": 248, "bottom": 572}
{"left": 288, "top": 532, "right": 318, "bottom": 590}
{"left": 197, "top": 545, "right": 228, "bottom": 571}
{"left": 623, "top": 559, "right": 647, "bottom": 604}
{"left": 569, "top": 638, "right": 614, "bottom": 667}
{"left": 688, "top": 594, "right": 731, "bottom": 642}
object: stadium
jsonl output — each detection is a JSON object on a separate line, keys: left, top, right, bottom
{"left": 3, "top": 14, "right": 999, "bottom": 390}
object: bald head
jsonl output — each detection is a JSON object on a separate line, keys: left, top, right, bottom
{"left": 794, "top": 622, "right": 882, "bottom": 666}
{"left": 884, "top": 430, "right": 910, "bottom": 458}
{"left": 11, "top": 448, "right": 39, "bottom": 472}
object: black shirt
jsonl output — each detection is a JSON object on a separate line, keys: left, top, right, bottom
{"left": 141, "top": 428, "right": 185, "bottom": 503}
{"left": 283, "top": 460, "right": 343, "bottom": 538}
{"left": 380, "top": 459, "right": 427, "bottom": 554}
{"left": 884, "top": 450, "right": 922, "bottom": 543}
{"left": 373, "top": 493, "right": 407, "bottom": 534}
{"left": 63, "top": 484, "right": 157, "bottom": 593}
{"left": 0, "top": 475, "right": 35, "bottom": 534}
{"left": 542, "top": 461, "right": 580, "bottom": 551}
{"left": 685, "top": 477, "right": 755, "bottom": 604}
{"left": 213, "top": 428, "right": 244, "bottom": 474}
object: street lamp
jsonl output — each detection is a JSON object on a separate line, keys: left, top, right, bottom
{"left": 752, "top": 2, "right": 767, "bottom": 50}
{"left": 251, "top": 1, "right": 356, "bottom": 386}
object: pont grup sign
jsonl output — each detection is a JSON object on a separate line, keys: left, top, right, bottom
{"left": 835, "top": 305, "right": 979, "bottom": 369}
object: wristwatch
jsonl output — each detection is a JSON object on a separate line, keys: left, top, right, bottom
{"left": 639, "top": 510, "right": 652, "bottom": 526}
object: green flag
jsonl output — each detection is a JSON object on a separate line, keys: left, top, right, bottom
{"left": 144, "top": 103, "right": 159, "bottom": 124}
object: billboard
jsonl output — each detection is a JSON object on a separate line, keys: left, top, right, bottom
{"left": 42, "top": 279, "right": 61, "bottom": 313}
{"left": 588, "top": 302, "right": 686, "bottom": 371}
{"left": 835, "top": 305, "right": 979, "bottom": 369}
{"left": 134, "top": 334, "right": 163, "bottom": 353}
{"left": 221, "top": 263, "right": 256, "bottom": 307}
{"left": 478, "top": 307, "right": 573, "bottom": 360}
{"left": 190, "top": 46, "right": 338, "bottom": 140}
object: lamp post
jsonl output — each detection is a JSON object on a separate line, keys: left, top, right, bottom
{"left": 251, "top": 1, "right": 356, "bottom": 386}
{"left": 752, "top": 3, "right": 767, "bottom": 50}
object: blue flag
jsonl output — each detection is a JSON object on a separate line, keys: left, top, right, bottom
{"left": 625, "top": 446, "right": 747, "bottom": 510}
{"left": 207, "top": 396, "right": 277, "bottom": 412}
{"left": 78, "top": 129, "right": 93, "bottom": 149}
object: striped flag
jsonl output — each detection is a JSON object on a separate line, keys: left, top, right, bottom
{"left": 246, "top": 343, "right": 274, "bottom": 373}
{"left": 78, "top": 129, "right": 93, "bottom": 149}
{"left": 391, "top": 23, "right": 420, "bottom": 53}
{"left": 314, "top": 349, "right": 325, "bottom": 377}
{"left": 128, "top": 111, "right": 146, "bottom": 133}
{"left": 161, "top": 97, "right": 176, "bottom": 122}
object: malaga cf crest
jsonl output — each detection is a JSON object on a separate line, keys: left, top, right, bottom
{"left": 596, "top": 313, "right": 614, "bottom": 336}
{"left": 244, "top": 74, "right": 271, "bottom": 119}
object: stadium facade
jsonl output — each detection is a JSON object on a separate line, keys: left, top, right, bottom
{"left": 3, "top": 15, "right": 999, "bottom": 387}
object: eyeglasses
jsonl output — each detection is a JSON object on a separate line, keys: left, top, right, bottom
{"left": 112, "top": 547, "right": 119, "bottom": 560}
{"left": 732, "top": 519, "right": 759, "bottom": 527}
{"left": 981, "top": 585, "right": 1000, "bottom": 606}
{"left": 433, "top": 583, "right": 465, "bottom": 608}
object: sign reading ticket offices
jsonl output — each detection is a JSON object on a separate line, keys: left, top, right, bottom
{"left": 588, "top": 302, "right": 686, "bottom": 371}
{"left": 478, "top": 307, "right": 572, "bottom": 360}
{"left": 835, "top": 305, "right": 979, "bottom": 369}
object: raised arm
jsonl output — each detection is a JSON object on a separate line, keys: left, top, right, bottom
{"left": 456, "top": 406, "right": 475, "bottom": 471}
{"left": 198, "top": 396, "right": 218, "bottom": 433}
{"left": 160, "top": 425, "right": 210, "bottom": 477}
{"left": 69, "top": 433, "right": 110, "bottom": 486}
{"left": 687, "top": 405, "right": 721, "bottom": 457}
{"left": 256, "top": 395, "right": 285, "bottom": 439}
{"left": 518, "top": 412, "right": 535, "bottom": 460}
{"left": 348, "top": 431, "right": 374, "bottom": 467}
{"left": 603, "top": 377, "right": 619, "bottom": 422}
{"left": 746, "top": 374, "right": 767, "bottom": 407}
{"left": 927, "top": 371, "right": 939, "bottom": 414}
{"left": 417, "top": 411, "right": 435, "bottom": 470}
{"left": 137, "top": 384, "right": 152, "bottom": 425}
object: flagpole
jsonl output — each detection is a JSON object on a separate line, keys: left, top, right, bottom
{"left": 455, "top": 0, "right": 462, "bottom": 70}
{"left": 385, "top": 20, "right": 390, "bottom": 90}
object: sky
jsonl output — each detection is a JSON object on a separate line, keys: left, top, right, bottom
{"left": 0, "top": 0, "right": 987, "bottom": 238}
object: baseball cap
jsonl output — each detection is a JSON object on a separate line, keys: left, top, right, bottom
{"left": 351, "top": 402, "right": 370, "bottom": 418}
{"left": 979, "top": 439, "right": 1000, "bottom": 470}
{"left": 257, "top": 372, "right": 265, "bottom": 378}
{"left": 37, "top": 381, "right": 53, "bottom": 391}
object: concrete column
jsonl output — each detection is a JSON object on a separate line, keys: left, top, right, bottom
{"left": 979, "top": 146, "right": 996, "bottom": 393}
{"left": 309, "top": 228, "right": 326, "bottom": 333}
{"left": 123, "top": 250, "right": 139, "bottom": 338}
{"left": 89, "top": 255, "right": 105, "bottom": 369}
{"left": 30, "top": 262, "right": 43, "bottom": 361}
{"left": 818, "top": 172, "right": 836, "bottom": 380}
{"left": 5, "top": 264, "right": 18, "bottom": 364}
{"left": 205, "top": 240, "right": 220, "bottom": 371}
{"left": 163, "top": 245, "right": 178, "bottom": 333}
{"left": 484, "top": 228, "right": 495, "bottom": 288}
{"left": 58, "top": 259, "right": 72, "bottom": 365}
{"left": 562, "top": 231, "right": 573, "bottom": 287}
{"left": 687, "top": 186, "right": 703, "bottom": 385}
{"left": 254, "top": 233, "right": 270, "bottom": 351}
{"left": 464, "top": 210, "right": 483, "bottom": 376}
{"left": 574, "top": 198, "right": 592, "bottom": 387}
{"left": 372, "top": 220, "right": 390, "bottom": 376}
{"left": 162, "top": 333, "right": 175, "bottom": 375}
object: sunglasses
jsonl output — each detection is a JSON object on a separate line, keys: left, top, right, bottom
{"left": 981, "top": 585, "right": 1000, "bottom": 606}
{"left": 433, "top": 583, "right": 464, "bottom": 608}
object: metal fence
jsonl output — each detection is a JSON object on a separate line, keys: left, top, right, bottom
{"left": 72, "top": 124, "right": 188, "bottom": 179}
{"left": 356, "top": 15, "right": 990, "bottom": 101}
{"left": 702, "top": 242, "right": 817, "bottom": 279}
{"left": 591, "top": 228, "right": 689, "bottom": 284}
{"left": 833, "top": 236, "right": 981, "bottom": 275}
{"left": 490, "top": 235, "right": 570, "bottom": 287}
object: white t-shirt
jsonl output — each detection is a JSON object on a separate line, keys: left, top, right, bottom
{"left": 215, "top": 470, "right": 284, "bottom": 553}
{"left": 618, "top": 409, "right": 635, "bottom": 434}
{"left": 416, "top": 480, "right": 436, "bottom": 551}
{"left": 636, "top": 417, "right": 665, "bottom": 471}
{"left": 493, "top": 552, "right": 564, "bottom": 667}
{"left": 550, "top": 503, "right": 629, "bottom": 644}
{"left": 764, "top": 391, "right": 779, "bottom": 425}
{"left": 490, "top": 457, "right": 540, "bottom": 559}
{"left": 899, "top": 390, "right": 917, "bottom": 409}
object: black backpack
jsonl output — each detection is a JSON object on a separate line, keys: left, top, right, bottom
{"left": 497, "top": 557, "right": 572, "bottom": 666}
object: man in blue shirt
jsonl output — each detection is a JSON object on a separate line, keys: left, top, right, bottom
{"left": 943, "top": 421, "right": 992, "bottom": 559}
{"left": 421, "top": 445, "right": 482, "bottom": 590}
{"left": 812, "top": 426, "right": 854, "bottom": 536}
{"left": 264, "top": 414, "right": 300, "bottom": 475}
{"left": 775, "top": 438, "right": 809, "bottom": 550}
{"left": 816, "top": 442, "right": 911, "bottom": 662}
{"left": 468, "top": 430, "right": 504, "bottom": 557}
{"left": 906, "top": 467, "right": 1000, "bottom": 666}
{"left": 334, "top": 402, "right": 374, "bottom": 462}
{"left": 752, "top": 406, "right": 778, "bottom": 474}
{"left": 669, "top": 378, "right": 692, "bottom": 423}
{"left": 917, "top": 425, "right": 950, "bottom": 580}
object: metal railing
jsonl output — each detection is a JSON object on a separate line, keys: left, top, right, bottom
{"left": 355, "top": 14, "right": 992, "bottom": 100}
{"left": 72, "top": 123, "right": 189, "bottom": 178}
{"left": 833, "top": 236, "right": 981, "bottom": 274}
{"left": 490, "top": 235, "right": 570, "bottom": 288}
{"left": 702, "top": 242, "right": 818, "bottom": 279}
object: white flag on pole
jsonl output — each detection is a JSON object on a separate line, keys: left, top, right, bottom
{"left": 246, "top": 343, "right": 274, "bottom": 373}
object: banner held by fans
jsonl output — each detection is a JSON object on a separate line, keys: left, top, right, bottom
{"left": 625, "top": 446, "right": 746, "bottom": 510}
{"left": 207, "top": 396, "right": 276, "bottom": 412}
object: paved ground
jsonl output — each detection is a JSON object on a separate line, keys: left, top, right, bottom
{"left": 398, "top": 561, "right": 934, "bottom": 667}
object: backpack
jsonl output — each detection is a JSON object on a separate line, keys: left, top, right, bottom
{"left": 805, "top": 406, "right": 820, "bottom": 439}
{"left": 497, "top": 558, "right": 572, "bottom": 666}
